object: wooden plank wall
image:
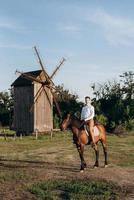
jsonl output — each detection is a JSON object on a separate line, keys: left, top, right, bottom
{"left": 13, "top": 85, "right": 34, "bottom": 134}
{"left": 34, "top": 82, "right": 53, "bottom": 132}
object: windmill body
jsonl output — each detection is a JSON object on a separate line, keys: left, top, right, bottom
{"left": 11, "top": 46, "right": 65, "bottom": 135}
{"left": 11, "top": 70, "right": 53, "bottom": 135}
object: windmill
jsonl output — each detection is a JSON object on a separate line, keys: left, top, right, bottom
{"left": 12, "top": 46, "right": 65, "bottom": 135}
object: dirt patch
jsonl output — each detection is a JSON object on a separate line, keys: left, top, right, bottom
{"left": 0, "top": 134, "right": 133, "bottom": 199}
{"left": 0, "top": 160, "right": 134, "bottom": 200}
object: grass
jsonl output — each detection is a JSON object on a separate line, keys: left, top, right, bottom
{"left": 0, "top": 132, "right": 133, "bottom": 199}
{"left": 106, "top": 134, "right": 134, "bottom": 166}
{"left": 28, "top": 179, "right": 124, "bottom": 200}
{"left": 0, "top": 126, "right": 15, "bottom": 134}
{"left": 0, "top": 132, "right": 133, "bottom": 166}
{"left": 0, "top": 170, "right": 27, "bottom": 183}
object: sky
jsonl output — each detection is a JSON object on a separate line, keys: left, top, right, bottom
{"left": 0, "top": 0, "right": 134, "bottom": 102}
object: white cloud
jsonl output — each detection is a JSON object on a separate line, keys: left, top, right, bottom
{"left": 61, "top": 25, "right": 80, "bottom": 32}
{"left": 0, "top": 43, "right": 31, "bottom": 50}
{"left": 0, "top": 18, "right": 26, "bottom": 32}
{"left": 58, "top": 23, "right": 80, "bottom": 34}
{"left": 0, "top": 17, "right": 39, "bottom": 39}
{"left": 0, "top": 22, "right": 14, "bottom": 29}
{"left": 87, "top": 9, "right": 134, "bottom": 46}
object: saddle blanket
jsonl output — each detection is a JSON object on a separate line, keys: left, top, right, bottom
{"left": 93, "top": 126, "right": 100, "bottom": 136}
{"left": 84, "top": 125, "right": 100, "bottom": 137}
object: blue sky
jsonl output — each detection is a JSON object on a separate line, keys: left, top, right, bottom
{"left": 0, "top": 0, "right": 134, "bottom": 101}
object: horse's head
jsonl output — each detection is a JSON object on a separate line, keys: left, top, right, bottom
{"left": 60, "top": 112, "right": 73, "bottom": 131}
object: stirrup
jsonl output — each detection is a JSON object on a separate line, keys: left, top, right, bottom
{"left": 84, "top": 125, "right": 89, "bottom": 136}
{"left": 91, "top": 142, "right": 97, "bottom": 148}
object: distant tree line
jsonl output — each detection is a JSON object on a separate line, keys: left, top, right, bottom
{"left": 0, "top": 71, "right": 134, "bottom": 133}
{"left": 53, "top": 84, "right": 83, "bottom": 128}
{"left": 91, "top": 71, "right": 134, "bottom": 133}
{"left": 53, "top": 71, "right": 134, "bottom": 133}
{"left": 0, "top": 91, "right": 13, "bottom": 127}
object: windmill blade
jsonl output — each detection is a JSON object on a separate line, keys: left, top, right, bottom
{"left": 46, "top": 85, "right": 63, "bottom": 96}
{"left": 30, "top": 74, "right": 53, "bottom": 112}
{"left": 42, "top": 86, "right": 52, "bottom": 108}
{"left": 16, "top": 70, "right": 43, "bottom": 84}
{"left": 33, "top": 46, "right": 63, "bottom": 118}
{"left": 49, "top": 87, "right": 62, "bottom": 118}
{"left": 34, "top": 46, "right": 54, "bottom": 85}
{"left": 38, "top": 74, "right": 52, "bottom": 108}
{"left": 30, "top": 85, "right": 43, "bottom": 112}
{"left": 30, "top": 85, "right": 52, "bottom": 112}
{"left": 50, "top": 57, "right": 66, "bottom": 79}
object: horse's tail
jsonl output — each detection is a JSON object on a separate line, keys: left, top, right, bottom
{"left": 94, "top": 121, "right": 105, "bottom": 129}
{"left": 95, "top": 123, "right": 106, "bottom": 141}
{"left": 94, "top": 121, "right": 100, "bottom": 125}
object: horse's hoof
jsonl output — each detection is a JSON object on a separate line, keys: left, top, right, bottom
{"left": 83, "top": 164, "right": 87, "bottom": 170}
{"left": 80, "top": 169, "right": 84, "bottom": 173}
{"left": 93, "top": 165, "right": 98, "bottom": 169}
{"left": 104, "top": 164, "right": 108, "bottom": 168}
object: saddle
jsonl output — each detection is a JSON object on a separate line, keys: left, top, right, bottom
{"left": 79, "top": 120, "right": 100, "bottom": 137}
{"left": 84, "top": 125, "right": 100, "bottom": 137}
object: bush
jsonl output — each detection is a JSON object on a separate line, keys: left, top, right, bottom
{"left": 113, "top": 124, "right": 126, "bottom": 135}
{"left": 53, "top": 114, "right": 60, "bottom": 129}
{"left": 109, "top": 121, "right": 116, "bottom": 130}
{"left": 95, "top": 114, "right": 108, "bottom": 126}
{"left": 125, "top": 118, "right": 134, "bottom": 131}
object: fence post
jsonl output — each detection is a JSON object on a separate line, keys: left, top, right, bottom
{"left": 20, "top": 133, "right": 22, "bottom": 140}
{"left": 4, "top": 129, "right": 7, "bottom": 140}
{"left": 50, "top": 129, "right": 53, "bottom": 139}
{"left": 35, "top": 129, "right": 38, "bottom": 140}
{"left": 14, "top": 133, "right": 16, "bottom": 140}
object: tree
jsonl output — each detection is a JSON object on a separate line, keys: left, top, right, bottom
{"left": 91, "top": 71, "right": 134, "bottom": 132}
{"left": 120, "top": 71, "right": 134, "bottom": 119}
{"left": 53, "top": 84, "right": 83, "bottom": 128}
{"left": 0, "top": 90, "right": 13, "bottom": 126}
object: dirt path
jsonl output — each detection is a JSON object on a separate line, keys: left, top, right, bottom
{"left": 0, "top": 160, "right": 134, "bottom": 200}
{"left": 0, "top": 134, "right": 133, "bottom": 199}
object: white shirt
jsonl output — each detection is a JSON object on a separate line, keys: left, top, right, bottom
{"left": 81, "top": 104, "right": 95, "bottom": 121}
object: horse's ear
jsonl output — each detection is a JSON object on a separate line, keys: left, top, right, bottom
{"left": 67, "top": 113, "right": 71, "bottom": 118}
{"left": 66, "top": 112, "right": 72, "bottom": 119}
{"left": 69, "top": 111, "right": 73, "bottom": 116}
{"left": 66, "top": 112, "right": 73, "bottom": 119}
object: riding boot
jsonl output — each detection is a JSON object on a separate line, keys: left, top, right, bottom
{"left": 79, "top": 120, "right": 85, "bottom": 129}
{"left": 91, "top": 141, "right": 97, "bottom": 150}
{"left": 73, "top": 134, "right": 77, "bottom": 144}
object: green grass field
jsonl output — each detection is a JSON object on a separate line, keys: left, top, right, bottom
{"left": 0, "top": 132, "right": 133, "bottom": 166}
{"left": 29, "top": 179, "right": 124, "bottom": 200}
{"left": 0, "top": 132, "right": 133, "bottom": 199}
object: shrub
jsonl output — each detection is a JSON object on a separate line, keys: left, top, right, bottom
{"left": 53, "top": 114, "right": 60, "bottom": 129}
{"left": 95, "top": 114, "right": 108, "bottom": 126}
{"left": 125, "top": 118, "right": 134, "bottom": 131}
{"left": 113, "top": 124, "right": 126, "bottom": 135}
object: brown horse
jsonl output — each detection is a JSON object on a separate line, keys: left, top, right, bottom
{"left": 61, "top": 113, "right": 108, "bottom": 172}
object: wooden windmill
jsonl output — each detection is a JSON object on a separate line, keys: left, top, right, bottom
{"left": 11, "top": 46, "right": 65, "bottom": 135}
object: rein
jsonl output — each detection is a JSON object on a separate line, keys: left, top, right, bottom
{"left": 70, "top": 115, "right": 83, "bottom": 130}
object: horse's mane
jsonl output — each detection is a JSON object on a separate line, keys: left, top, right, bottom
{"left": 71, "top": 114, "right": 81, "bottom": 122}
{"left": 62, "top": 112, "right": 80, "bottom": 120}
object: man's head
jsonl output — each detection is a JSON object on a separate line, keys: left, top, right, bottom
{"left": 85, "top": 96, "right": 91, "bottom": 105}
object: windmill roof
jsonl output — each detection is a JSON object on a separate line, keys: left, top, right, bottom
{"left": 11, "top": 70, "right": 42, "bottom": 87}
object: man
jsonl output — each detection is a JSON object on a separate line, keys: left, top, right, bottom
{"left": 81, "top": 96, "right": 96, "bottom": 148}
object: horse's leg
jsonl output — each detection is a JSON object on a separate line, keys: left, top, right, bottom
{"left": 93, "top": 143, "right": 99, "bottom": 168}
{"left": 101, "top": 140, "right": 108, "bottom": 167}
{"left": 77, "top": 144, "right": 87, "bottom": 172}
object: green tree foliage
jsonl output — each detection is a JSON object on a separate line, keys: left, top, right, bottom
{"left": 53, "top": 84, "right": 83, "bottom": 128}
{"left": 92, "top": 71, "right": 134, "bottom": 132}
{"left": 0, "top": 90, "right": 13, "bottom": 126}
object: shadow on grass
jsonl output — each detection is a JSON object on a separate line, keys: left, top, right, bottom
{"left": 0, "top": 158, "right": 79, "bottom": 172}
